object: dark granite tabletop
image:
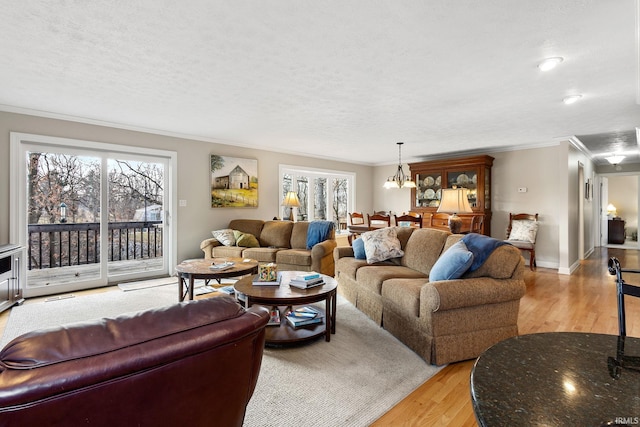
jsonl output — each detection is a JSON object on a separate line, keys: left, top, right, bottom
{"left": 471, "top": 332, "right": 640, "bottom": 426}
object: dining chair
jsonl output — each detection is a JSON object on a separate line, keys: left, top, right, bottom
{"left": 348, "top": 212, "right": 365, "bottom": 225}
{"left": 394, "top": 213, "right": 423, "bottom": 228}
{"left": 505, "top": 213, "right": 538, "bottom": 271}
{"left": 367, "top": 213, "right": 391, "bottom": 229}
{"left": 470, "top": 214, "right": 484, "bottom": 234}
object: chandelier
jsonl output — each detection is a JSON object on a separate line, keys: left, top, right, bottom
{"left": 383, "top": 142, "right": 416, "bottom": 189}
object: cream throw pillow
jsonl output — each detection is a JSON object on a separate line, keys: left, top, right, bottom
{"left": 362, "top": 227, "right": 404, "bottom": 264}
{"left": 508, "top": 220, "right": 538, "bottom": 243}
{"left": 212, "top": 229, "right": 236, "bottom": 246}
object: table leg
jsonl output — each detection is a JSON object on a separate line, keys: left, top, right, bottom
{"left": 189, "top": 276, "right": 195, "bottom": 301}
{"left": 325, "top": 294, "right": 331, "bottom": 342}
{"left": 330, "top": 291, "right": 337, "bottom": 334}
{"left": 178, "top": 275, "right": 187, "bottom": 302}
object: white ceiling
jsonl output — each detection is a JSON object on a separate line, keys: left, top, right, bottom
{"left": 1, "top": 1, "right": 639, "bottom": 166}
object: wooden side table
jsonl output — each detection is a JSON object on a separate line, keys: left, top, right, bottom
{"left": 175, "top": 258, "right": 258, "bottom": 302}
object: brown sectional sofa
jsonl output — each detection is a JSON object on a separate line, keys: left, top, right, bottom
{"left": 333, "top": 227, "right": 526, "bottom": 365}
{"left": 200, "top": 219, "right": 337, "bottom": 276}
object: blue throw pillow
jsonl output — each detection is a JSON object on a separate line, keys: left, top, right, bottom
{"left": 429, "top": 240, "right": 474, "bottom": 281}
{"left": 352, "top": 238, "right": 366, "bottom": 260}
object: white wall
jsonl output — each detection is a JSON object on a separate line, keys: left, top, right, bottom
{"left": 372, "top": 143, "right": 599, "bottom": 272}
{"left": 0, "top": 111, "right": 374, "bottom": 261}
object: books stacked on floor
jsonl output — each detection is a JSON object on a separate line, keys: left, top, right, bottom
{"left": 288, "top": 272, "right": 325, "bottom": 289}
{"left": 285, "top": 306, "right": 324, "bottom": 328}
{"left": 252, "top": 271, "right": 282, "bottom": 286}
{"left": 267, "top": 306, "right": 281, "bottom": 326}
{"left": 217, "top": 285, "right": 235, "bottom": 295}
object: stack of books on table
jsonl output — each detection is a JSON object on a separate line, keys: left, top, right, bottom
{"left": 285, "top": 306, "right": 323, "bottom": 328}
{"left": 288, "top": 272, "right": 325, "bottom": 289}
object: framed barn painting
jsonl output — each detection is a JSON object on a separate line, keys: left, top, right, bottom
{"left": 210, "top": 155, "right": 258, "bottom": 208}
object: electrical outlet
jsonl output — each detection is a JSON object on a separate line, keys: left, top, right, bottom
{"left": 179, "top": 199, "right": 187, "bottom": 207}
{"left": 518, "top": 187, "right": 527, "bottom": 193}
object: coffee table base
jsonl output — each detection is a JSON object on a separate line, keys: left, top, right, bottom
{"left": 263, "top": 305, "right": 328, "bottom": 345}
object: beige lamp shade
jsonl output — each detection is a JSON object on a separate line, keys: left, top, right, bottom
{"left": 437, "top": 188, "right": 473, "bottom": 233}
{"left": 281, "top": 191, "right": 301, "bottom": 221}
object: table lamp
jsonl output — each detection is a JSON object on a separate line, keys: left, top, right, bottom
{"left": 437, "top": 188, "right": 473, "bottom": 233}
{"left": 281, "top": 191, "right": 301, "bottom": 221}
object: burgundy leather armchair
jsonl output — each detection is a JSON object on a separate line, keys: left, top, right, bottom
{"left": 0, "top": 296, "right": 269, "bottom": 427}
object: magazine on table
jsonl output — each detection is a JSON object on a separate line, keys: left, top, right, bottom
{"left": 209, "top": 261, "right": 235, "bottom": 271}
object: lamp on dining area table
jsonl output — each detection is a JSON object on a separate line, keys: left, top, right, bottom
{"left": 436, "top": 187, "right": 473, "bottom": 233}
{"left": 281, "top": 191, "right": 301, "bottom": 221}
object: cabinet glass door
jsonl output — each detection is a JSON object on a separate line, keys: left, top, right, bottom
{"left": 416, "top": 173, "right": 442, "bottom": 208}
{"left": 446, "top": 169, "right": 478, "bottom": 208}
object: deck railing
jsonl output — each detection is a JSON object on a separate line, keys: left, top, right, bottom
{"left": 27, "top": 221, "right": 163, "bottom": 270}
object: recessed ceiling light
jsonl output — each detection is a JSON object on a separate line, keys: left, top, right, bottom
{"left": 563, "top": 94, "right": 582, "bottom": 105}
{"left": 538, "top": 57, "right": 564, "bottom": 71}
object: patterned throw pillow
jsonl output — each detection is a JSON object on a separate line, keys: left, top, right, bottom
{"left": 362, "top": 227, "right": 404, "bottom": 264}
{"left": 508, "top": 220, "right": 538, "bottom": 243}
{"left": 212, "top": 229, "right": 236, "bottom": 246}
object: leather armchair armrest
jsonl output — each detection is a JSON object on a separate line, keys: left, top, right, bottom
{"left": 200, "top": 238, "right": 221, "bottom": 259}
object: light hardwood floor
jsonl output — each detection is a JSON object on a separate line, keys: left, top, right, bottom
{"left": 372, "top": 246, "right": 640, "bottom": 426}
{"left": 1, "top": 247, "right": 638, "bottom": 426}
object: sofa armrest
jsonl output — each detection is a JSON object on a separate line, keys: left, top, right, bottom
{"left": 333, "top": 246, "right": 355, "bottom": 262}
{"left": 420, "top": 278, "right": 526, "bottom": 315}
{"left": 200, "top": 238, "right": 221, "bottom": 259}
{"left": 310, "top": 239, "right": 338, "bottom": 275}
{"left": 311, "top": 239, "right": 337, "bottom": 259}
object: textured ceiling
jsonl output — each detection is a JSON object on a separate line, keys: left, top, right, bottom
{"left": 0, "top": 0, "right": 638, "bottom": 166}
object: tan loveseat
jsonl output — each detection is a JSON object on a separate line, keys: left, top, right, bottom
{"left": 333, "top": 227, "right": 526, "bottom": 365}
{"left": 200, "top": 219, "right": 337, "bottom": 276}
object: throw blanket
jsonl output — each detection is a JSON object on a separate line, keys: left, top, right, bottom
{"left": 306, "top": 221, "right": 334, "bottom": 249}
{"left": 462, "top": 233, "right": 509, "bottom": 272}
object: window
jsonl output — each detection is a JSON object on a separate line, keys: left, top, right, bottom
{"left": 279, "top": 165, "right": 354, "bottom": 232}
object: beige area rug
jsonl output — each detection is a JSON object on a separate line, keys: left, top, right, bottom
{"left": 117, "top": 276, "right": 235, "bottom": 295}
{"left": 1, "top": 287, "right": 441, "bottom": 426}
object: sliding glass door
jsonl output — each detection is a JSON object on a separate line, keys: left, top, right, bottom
{"left": 11, "top": 133, "right": 176, "bottom": 297}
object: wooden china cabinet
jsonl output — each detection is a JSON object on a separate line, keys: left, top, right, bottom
{"left": 408, "top": 155, "right": 493, "bottom": 235}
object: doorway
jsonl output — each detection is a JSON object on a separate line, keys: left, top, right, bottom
{"left": 10, "top": 133, "right": 177, "bottom": 297}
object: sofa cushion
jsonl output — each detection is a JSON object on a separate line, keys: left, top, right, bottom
{"left": 212, "top": 245, "right": 245, "bottom": 258}
{"left": 464, "top": 244, "right": 523, "bottom": 279}
{"left": 242, "top": 247, "right": 280, "bottom": 263}
{"left": 212, "top": 229, "right": 236, "bottom": 246}
{"left": 429, "top": 240, "right": 474, "bottom": 281}
{"left": 401, "top": 228, "right": 449, "bottom": 275}
{"left": 276, "top": 249, "right": 312, "bottom": 267}
{"left": 306, "top": 221, "right": 334, "bottom": 249}
{"left": 290, "top": 222, "right": 309, "bottom": 249}
{"left": 233, "top": 230, "right": 260, "bottom": 248}
{"left": 352, "top": 238, "right": 366, "bottom": 259}
{"left": 228, "top": 219, "right": 265, "bottom": 240}
{"left": 259, "top": 221, "right": 294, "bottom": 248}
{"left": 362, "top": 227, "right": 404, "bottom": 264}
{"left": 356, "top": 265, "right": 427, "bottom": 295}
{"left": 335, "top": 257, "right": 369, "bottom": 280}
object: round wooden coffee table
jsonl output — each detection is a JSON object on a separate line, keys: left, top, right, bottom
{"left": 234, "top": 271, "right": 337, "bottom": 345}
{"left": 175, "top": 258, "right": 258, "bottom": 302}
